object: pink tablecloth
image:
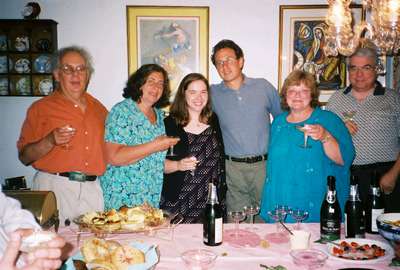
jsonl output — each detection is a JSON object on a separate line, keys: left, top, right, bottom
{"left": 59, "top": 223, "right": 396, "bottom": 269}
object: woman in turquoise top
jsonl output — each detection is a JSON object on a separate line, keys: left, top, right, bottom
{"left": 100, "top": 64, "right": 179, "bottom": 210}
{"left": 260, "top": 70, "right": 355, "bottom": 222}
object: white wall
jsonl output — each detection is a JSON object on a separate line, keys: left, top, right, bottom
{"left": 0, "top": 0, "right": 327, "bottom": 185}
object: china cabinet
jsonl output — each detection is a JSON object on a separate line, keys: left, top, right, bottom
{"left": 0, "top": 19, "right": 57, "bottom": 96}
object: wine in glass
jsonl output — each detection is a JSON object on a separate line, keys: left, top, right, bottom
{"left": 243, "top": 204, "right": 260, "bottom": 231}
{"left": 342, "top": 111, "right": 356, "bottom": 122}
{"left": 290, "top": 209, "right": 309, "bottom": 230}
{"left": 296, "top": 124, "right": 311, "bottom": 148}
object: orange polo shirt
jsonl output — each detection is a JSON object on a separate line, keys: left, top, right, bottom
{"left": 17, "top": 91, "right": 108, "bottom": 175}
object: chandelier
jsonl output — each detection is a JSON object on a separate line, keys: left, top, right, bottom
{"left": 324, "top": 0, "right": 400, "bottom": 56}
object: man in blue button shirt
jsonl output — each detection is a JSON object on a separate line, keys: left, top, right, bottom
{"left": 210, "top": 40, "right": 282, "bottom": 221}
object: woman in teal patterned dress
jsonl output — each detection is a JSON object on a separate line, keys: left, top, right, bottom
{"left": 100, "top": 64, "right": 179, "bottom": 210}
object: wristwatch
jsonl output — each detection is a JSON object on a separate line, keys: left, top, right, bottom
{"left": 321, "top": 133, "right": 332, "bottom": 144}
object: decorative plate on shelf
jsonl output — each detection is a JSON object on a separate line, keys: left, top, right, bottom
{"left": 36, "top": 38, "right": 51, "bottom": 52}
{"left": 39, "top": 79, "right": 53, "bottom": 95}
{"left": 0, "top": 78, "right": 8, "bottom": 95}
{"left": 15, "top": 58, "right": 30, "bottom": 73}
{"left": 0, "top": 35, "right": 7, "bottom": 51}
{"left": 16, "top": 77, "right": 30, "bottom": 95}
{"left": 34, "top": 55, "right": 51, "bottom": 73}
{"left": 15, "top": 36, "right": 29, "bottom": 52}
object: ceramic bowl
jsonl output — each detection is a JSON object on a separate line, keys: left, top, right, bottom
{"left": 290, "top": 249, "right": 328, "bottom": 269}
{"left": 181, "top": 249, "right": 217, "bottom": 270}
{"left": 377, "top": 213, "right": 400, "bottom": 242}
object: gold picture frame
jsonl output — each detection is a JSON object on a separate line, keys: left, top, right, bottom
{"left": 127, "top": 6, "right": 209, "bottom": 98}
{"left": 278, "top": 4, "right": 364, "bottom": 102}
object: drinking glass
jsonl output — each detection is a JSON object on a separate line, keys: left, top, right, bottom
{"left": 166, "top": 136, "right": 179, "bottom": 157}
{"left": 243, "top": 204, "right": 260, "bottom": 230}
{"left": 265, "top": 205, "right": 290, "bottom": 243}
{"left": 228, "top": 211, "right": 247, "bottom": 237}
{"left": 61, "top": 125, "right": 75, "bottom": 150}
{"left": 188, "top": 156, "right": 198, "bottom": 176}
{"left": 342, "top": 111, "right": 356, "bottom": 122}
{"left": 296, "top": 124, "right": 311, "bottom": 148}
{"left": 290, "top": 209, "right": 309, "bottom": 230}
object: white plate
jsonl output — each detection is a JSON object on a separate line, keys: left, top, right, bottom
{"left": 34, "top": 55, "right": 51, "bottom": 73}
{"left": 326, "top": 238, "right": 393, "bottom": 264}
{"left": 15, "top": 58, "right": 30, "bottom": 73}
{"left": 39, "top": 78, "right": 53, "bottom": 95}
{"left": 16, "top": 77, "right": 30, "bottom": 95}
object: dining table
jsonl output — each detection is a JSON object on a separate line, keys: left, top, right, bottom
{"left": 59, "top": 222, "right": 397, "bottom": 270}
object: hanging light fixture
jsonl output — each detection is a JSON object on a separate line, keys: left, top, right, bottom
{"left": 324, "top": 0, "right": 400, "bottom": 56}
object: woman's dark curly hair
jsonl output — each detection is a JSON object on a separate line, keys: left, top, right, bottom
{"left": 122, "top": 64, "right": 171, "bottom": 108}
{"left": 170, "top": 73, "right": 212, "bottom": 126}
{"left": 280, "top": 70, "right": 320, "bottom": 111}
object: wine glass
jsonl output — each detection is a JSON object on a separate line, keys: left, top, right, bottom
{"left": 265, "top": 205, "right": 290, "bottom": 243}
{"left": 296, "top": 124, "right": 311, "bottom": 148}
{"left": 228, "top": 211, "right": 247, "bottom": 238}
{"left": 188, "top": 156, "right": 198, "bottom": 176}
{"left": 342, "top": 111, "right": 356, "bottom": 122}
{"left": 166, "top": 136, "right": 179, "bottom": 157}
{"left": 224, "top": 211, "right": 261, "bottom": 247}
{"left": 290, "top": 209, "right": 309, "bottom": 230}
{"left": 243, "top": 204, "right": 260, "bottom": 231}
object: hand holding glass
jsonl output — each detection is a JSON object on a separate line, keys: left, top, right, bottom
{"left": 60, "top": 125, "right": 76, "bottom": 150}
{"left": 166, "top": 136, "right": 179, "bottom": 157}
{"left": 342, "top": 111, "right": 356, "bottom": 122}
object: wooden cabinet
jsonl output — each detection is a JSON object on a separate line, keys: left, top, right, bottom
{"left": 0, "top": 19, "right": 57, "bottom": 96}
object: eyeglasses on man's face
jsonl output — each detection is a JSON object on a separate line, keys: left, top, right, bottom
{"left": 348, "top": 64, "right": 376, "bottom": 73}
{"left": 215, "top": 57, "right": 238, "bottom": 68}
{"left": 59, "top": 64, "right": 88, "bottom": 75}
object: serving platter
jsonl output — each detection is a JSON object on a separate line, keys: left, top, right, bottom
{"left": 326, "top": 238, "right": 393, "bottom": 264}
{"left": 63, "top": 241, "right": 159, "bottom": 270}
{"left": 73, "top": 209, "right": 180, "bottom": 234}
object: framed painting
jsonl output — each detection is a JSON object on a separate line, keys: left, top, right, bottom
{"left": 127, "top": 6, "right": 209, "bottom": 101}
{"left": 278, "top": 4, "right": 364, "bottom": 102}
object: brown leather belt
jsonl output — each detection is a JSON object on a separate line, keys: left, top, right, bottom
{"left": 225, "top": 154, "right": 268, "bottom": 163}
{"left": 54, "top": 172, "right": 97, "bottom": 182}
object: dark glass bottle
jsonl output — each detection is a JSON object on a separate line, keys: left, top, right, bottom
{"left": 365, "top": 171, "right": 384, "bottom": 234}
{"left": 344, "top": 175, "right": 365, "bottom": 238}
{"left": 320, "top": 176, "right": 342, "bottom": 242}
{"left": 203, "top": 181, "right": 223, "bottom": 246}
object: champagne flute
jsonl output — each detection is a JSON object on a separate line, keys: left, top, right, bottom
{"left": 296, "top": 124, "right": 311, "bottom": 148}
{"left": 243, "top": 204, "right": 260, "bottom": 231}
